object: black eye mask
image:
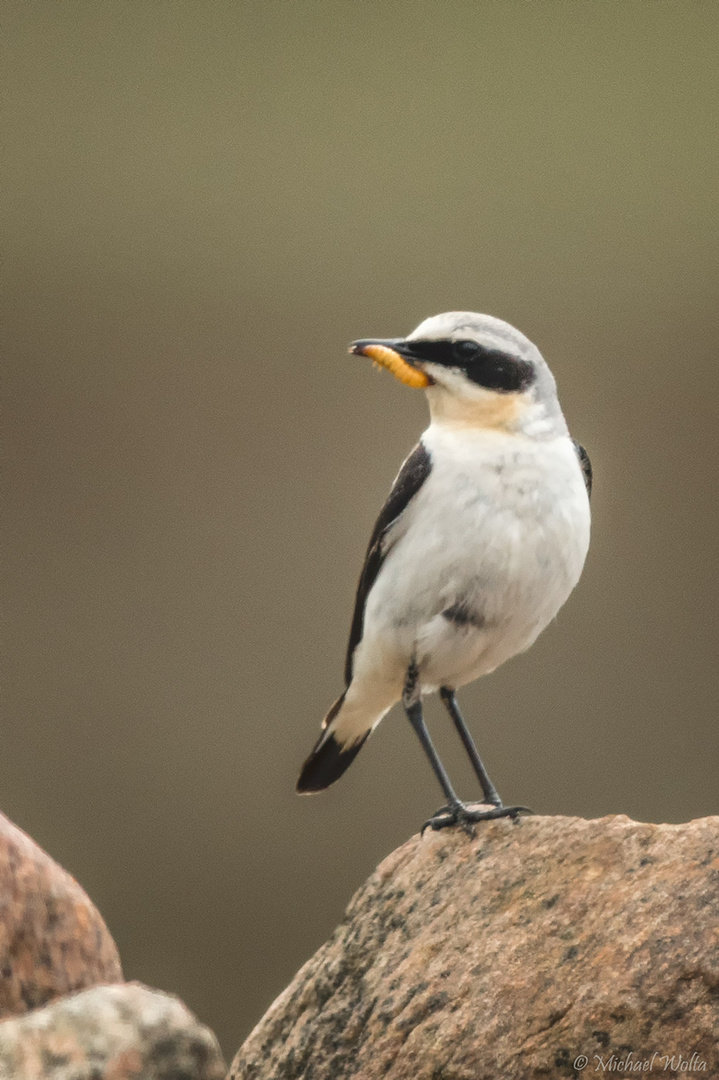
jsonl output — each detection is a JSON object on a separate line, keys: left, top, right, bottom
{"left": 393, "top": 338, "right": 536, "bottom": 393}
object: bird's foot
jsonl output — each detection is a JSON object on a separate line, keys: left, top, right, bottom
{"left": 422, "top": 801, "right": 535, "bottom": 835}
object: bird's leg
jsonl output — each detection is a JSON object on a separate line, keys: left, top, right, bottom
{"left": 403, "top": 664, "right": 463, "bottom": 827}
{"left": 439, "top": 687, "right": 501, "bottom": 806}
{"left": 425, "top": 686, "right": 535, "bottom": 831}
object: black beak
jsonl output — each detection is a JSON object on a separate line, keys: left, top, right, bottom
{"left": 347, "top": 338, "right": 433, "bottom": 389}
{"left": 349, "top": 339, "right": 422, "bottom": 367}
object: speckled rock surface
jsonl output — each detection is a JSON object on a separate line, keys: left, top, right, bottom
{"left": 231, "top": 814, "right": 719, "bottom": 1080}
{"left": 0, "top": 811, "right": 123, "bottom": 1019}
{"left": 0, "top": 981, "right": 226, "bottom": 1079}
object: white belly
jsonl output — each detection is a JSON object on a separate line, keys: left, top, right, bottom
{"left": 358, "top": 426, "right": 591, "bottom": 694}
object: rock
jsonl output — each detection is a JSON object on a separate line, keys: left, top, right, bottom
{"left": 0, "top": 981, "right": 226, "bottom": 1079}
{"left": 0, "top": 810, "right": 123, "bottom": 1019}
{"left": 231, "top": 814, "right": 719, "bottom": 1079}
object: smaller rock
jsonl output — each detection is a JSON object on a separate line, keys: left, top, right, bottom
{"left": 0, "top": 810, "right": 123, "bottom": 1018}
{"left": 0, "top": 981, "right": 227, "bottom": 1079}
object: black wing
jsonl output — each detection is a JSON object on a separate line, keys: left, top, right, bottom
{"left": 572, "top": 440, "right": 592, "bottom": 499}
{"left": 344, "top": 442, "right": 432, "bottom": 685}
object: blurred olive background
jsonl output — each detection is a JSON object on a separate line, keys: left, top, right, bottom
{"left": 3, "top": 0, "right": 718, "bottom": 1059}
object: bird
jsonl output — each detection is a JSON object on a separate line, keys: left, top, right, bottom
{"left": 296, "top": 311, "right": 591, "bottom": 830}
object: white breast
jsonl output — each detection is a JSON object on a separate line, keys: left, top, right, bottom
{"left": 362, "top": 423, "right": 591, "bottom": 691}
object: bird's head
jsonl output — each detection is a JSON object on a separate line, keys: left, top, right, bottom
{"left": 350, "top": 311, "right": 566, "bottom": 437}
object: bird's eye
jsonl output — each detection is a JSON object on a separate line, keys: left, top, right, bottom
{"left": 453, "top": 340, "right": 481, "bottom": 363}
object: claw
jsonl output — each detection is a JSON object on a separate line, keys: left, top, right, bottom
{"left": 421, "top": 804, "right": 460, "bottom": 835}
{"left": 421, "top": 802, "right": 535, "bottom": 835}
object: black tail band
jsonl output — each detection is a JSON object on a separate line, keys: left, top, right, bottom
{"left": 296, "top": 731, "right": 369, "bottom": 794}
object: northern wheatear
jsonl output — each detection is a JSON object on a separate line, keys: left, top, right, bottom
{"left": 297, "top": 312, "right": 591, "bottom": 830}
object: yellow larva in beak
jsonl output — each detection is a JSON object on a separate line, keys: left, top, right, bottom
{"left": 349, "top": 342, "right": 430, "bottom": 389}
